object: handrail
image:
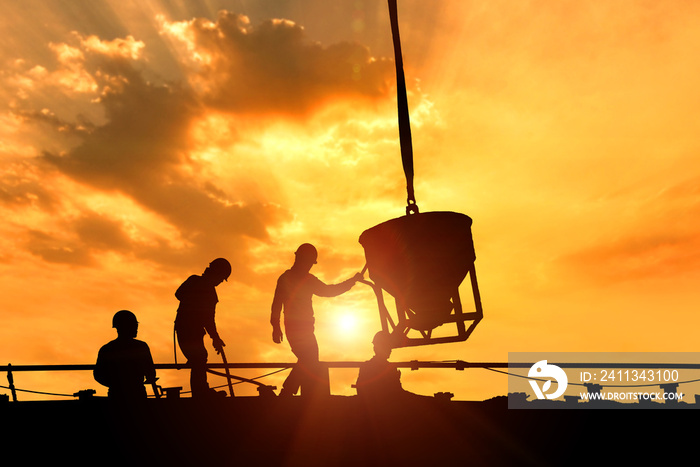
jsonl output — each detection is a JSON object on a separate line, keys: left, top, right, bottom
{"left": 4, "top": 361, "right": 700, "bottom": 402}
{"left": 6, "top": 361, "right": 700, "bottom": 372}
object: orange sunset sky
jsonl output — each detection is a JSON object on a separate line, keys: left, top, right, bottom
{"left": 2, "top": 0, "right": 700, "bottom": 402}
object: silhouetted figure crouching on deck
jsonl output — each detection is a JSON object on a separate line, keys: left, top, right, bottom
{"left": 175, "top": 258, "right": 231, "bottom": 398}
{"left": 355, "top": 330, "right": 422, "bottom": 401}
{"left": 94, "top": 310, "right": 157, "bottom": 401}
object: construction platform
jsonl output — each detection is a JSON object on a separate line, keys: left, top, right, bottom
{"left": 1, "top": 394, "right": 693, "bottom": 466}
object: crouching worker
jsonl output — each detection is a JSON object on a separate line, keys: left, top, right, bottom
{"left": 175, "top": 258, "right": 231, "bottom": 398}
{"left": 94, "top": 310, "right": 157, "bottom": 401}
{"left": 355, "top": 330, "right": 431, "bottom": 403}
{"left": 355, "top": 331, "right": 407, "bottom": 399}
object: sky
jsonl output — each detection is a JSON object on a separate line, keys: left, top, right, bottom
{"left": 2, "top": 0, "right": 700, "bottom": 402}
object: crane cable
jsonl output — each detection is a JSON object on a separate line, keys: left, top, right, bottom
{"left": 388, "top": 0, "right": 419, "bottom": 216}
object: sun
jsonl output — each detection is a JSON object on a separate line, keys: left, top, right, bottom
{"left": 336, "top": 313, "right": 358, "bottom": 336}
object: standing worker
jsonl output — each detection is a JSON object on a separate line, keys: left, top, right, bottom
{"left": 175, "top": 258, "right": 231, "bottom": 398}
{"left": 94, "top": 310, "right": 157, "bottom": 401}
{"left": 271, "top": 243, "right": 362, "bottom": 397}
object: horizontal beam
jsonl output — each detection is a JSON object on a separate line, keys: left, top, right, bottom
{"left": 4, "top": 361, "right": 700, "bottom": 372}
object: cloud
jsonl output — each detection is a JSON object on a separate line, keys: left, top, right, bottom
{"left": 0, "top": 161, "right": 58, "bottom": 211}
{"left": 563, "top": 233, "right": 700, "bottom": 284}
{"left": 3, "top": 9, "right": 401, "bottom": 281}
{"left": 73, "top": 211, "right": 133, "bottom": 251}
{"left": 159, "top": 11, "right": 394, "bottom": 114}
{"left": 79, "top": 34, "right": 145, "bottom": 60}
{"left": 559, "top": 176, "right": 700, "bottom": 283}
{"left": 25, "top": 228, "right": 95, "bottom": 266}
{"left": 37, "top": 65, "right": 285, "bottom": 274}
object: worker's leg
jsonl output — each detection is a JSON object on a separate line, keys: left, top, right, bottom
{"left": 284, "top": 327, "right": 328, "bottom": 397}
{"left": 176, "top": 329, "right": 209, "bottom": 397}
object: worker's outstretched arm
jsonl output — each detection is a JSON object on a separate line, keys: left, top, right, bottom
{"left": 315, "top": 272, "right": 363, "bottom": 298}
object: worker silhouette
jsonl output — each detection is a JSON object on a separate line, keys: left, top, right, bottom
{"left": 271, "top": 243, "right": 362, "bottom": 397}
{"left": 94, "top": 310, "right": 157, "bottom": 401}
{"left": 355, "top": 330, "right": 406, "bottom": 398}
{"left": 175, "top": 258, "right": 231, "bottom": 398}
{"left": 355, "top": 330, "right": 430, "bottom": 403}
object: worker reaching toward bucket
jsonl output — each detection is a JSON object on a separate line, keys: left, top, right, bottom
{"left": 271, "top": 243, "right": 362, "bottom": 397}
{"left": 175, "top": 258, "right": 231, "bottom": 398}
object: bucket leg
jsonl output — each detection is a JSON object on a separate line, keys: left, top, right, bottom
{"left": 452, "top": 289, "right": 467, "bottom": 339}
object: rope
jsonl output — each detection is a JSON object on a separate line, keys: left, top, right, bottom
{"left": 219, "top": 347, "right": 235, "bottom": 396}
{"left": 481, "top": 367, "right": 700, "bottom": 389}
{"left": 173, "top": 324, "right": 179, "bottom": 366}
{"left": 206, "top": 367, "right": 290, "bottom": 389}
{"left": 0, "top": 384, "right": 74, "bottom": 398}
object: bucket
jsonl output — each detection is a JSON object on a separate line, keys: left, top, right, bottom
{"left": 359, "top": 211, "right": 475, "bottom": 331}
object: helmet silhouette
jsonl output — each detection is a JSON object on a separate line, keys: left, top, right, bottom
{"left": 372, "top": 330, "right": 392, "bottom": 346}
{"left": 209, "top": 258, "right": 232, "bottom": 282}
{"left": 112, "top": 310, "right": 138, "bottom": 331}
{"left": 294, "top": 243, "right": 318, "bottom": 264}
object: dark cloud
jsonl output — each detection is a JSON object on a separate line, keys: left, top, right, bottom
{"left": 38, "top": 66, "right": 285, "bottom": 274}
{"left": 11, "top": 10, "right": 397, "bottom": 278}
{"left": 25, "top": 229, "right": 95, "bottom": 266}
{"left": 0, "top": 163, "right": 58, "bottom": 211}
{"left": 73, "top": 212, "right": 132, "bottom": 251}
{"left": 20, "top": 211, "right": 136, "bottom": 267}
{"left": 173, "top": 11, "right": 394, "bottom": 114}
{"left": 12, "top": 109, "right": 95, "bottom": 138}
{"left": 43, "top": 68, "right": 197, "bottom": 191}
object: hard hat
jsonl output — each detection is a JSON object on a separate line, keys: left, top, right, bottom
{"left": 372, "top": 330, "right": 392, "bottom": 346}
{"left": 112, "top": 310, "right": 138, "bottom": 330}
{"left": 209, "top": 258, "right": 232, "bottom": 281}
{"left": 294, "top": 243, "right": 318, "bottom": 264}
